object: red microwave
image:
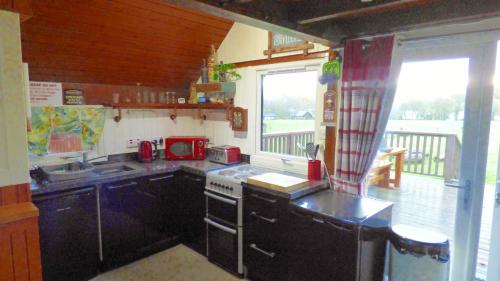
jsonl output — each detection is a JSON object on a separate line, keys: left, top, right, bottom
{"left": 165, "top": 136, "right": 206, "bottom": 160}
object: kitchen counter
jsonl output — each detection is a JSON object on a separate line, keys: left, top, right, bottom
{"left": 30, "top": 159, "right": 227, "bottom": 196}
{"left": 291, "top": 189, "right": 393, "bottom": 228}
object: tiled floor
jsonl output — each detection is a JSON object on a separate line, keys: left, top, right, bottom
{"left": 90, "top": 245, "right": 244, "bottom": 281}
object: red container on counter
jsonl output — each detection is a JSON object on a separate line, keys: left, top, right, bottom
{"left": 308, "top": 160, "right": 322, "bottom": 181}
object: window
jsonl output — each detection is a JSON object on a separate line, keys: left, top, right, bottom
{"left": 260, "top": 69, "right": 318, "bottom": 158}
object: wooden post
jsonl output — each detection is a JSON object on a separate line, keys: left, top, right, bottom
{"left": 324, "top": 49, "right": 338, "bottom": 177}
{"left": 444, "top": 135, "right": 459, "bottom": 180}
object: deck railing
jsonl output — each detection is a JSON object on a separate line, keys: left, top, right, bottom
{"left": 262, "top": 131, "right": 315, "bottom": 157}
{"left": 262, "top": 130, "right": 461, "bottom": 180}
{"left": 383, "top": 131, "right": 461, "bottom": 180}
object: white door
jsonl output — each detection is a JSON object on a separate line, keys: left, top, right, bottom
{"left": 398, "top": 32, "right": 499, "bottom": 281}
{"left": 486, "top": 40, "right": 500, "bottom": 281}
{"left": 487, "top": 146, "right": 500, "bottom": 281}
{"left": 0, "top": 10, "right": 30, "bottom": 187}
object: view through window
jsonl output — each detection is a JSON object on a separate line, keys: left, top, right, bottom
{"left": 260, "top": 70, "right": 317, "bottom": 157}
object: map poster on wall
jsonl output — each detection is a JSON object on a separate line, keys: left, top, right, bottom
{"left": 30, "top": 81, "right": 63, "bottom": 105}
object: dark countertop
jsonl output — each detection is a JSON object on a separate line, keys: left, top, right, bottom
{"left": 291, "top": 189, "right": 393, "bottom": 227}
{"left": 243, "top": 175, "right": 329, "bottom": 201}
{"left": 30, "top": 159, "right": 227, "bottom": 196}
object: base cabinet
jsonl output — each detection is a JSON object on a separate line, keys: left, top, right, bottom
{"left": 100, "top": 173, "right": 180, "bottom": 269}
{"left": 179, "top": 171, "right": 207, "bottom": 256}
{"left": 243, "top": 187, "right": 289, "bottom": 281}
{"left": 34, "top": 187, "right": 99, "bottom": 281}
{"left": 287, "top": 208, "right": 357, "bottom": 281}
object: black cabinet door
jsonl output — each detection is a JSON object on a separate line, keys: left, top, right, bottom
{"left": 179, "top": 172, "right": 206, "bottom": 256}
{"left": 140, "top": 173, "right": 178, "bottom": 243}
{"left": 288, "top": 208, "right": 358, "bottom": 281}
{"left": 34, "top": 187, "right": 99, "bottom": 281}
{"left": 100, "top": 179, "right": 145, "bottom": 266}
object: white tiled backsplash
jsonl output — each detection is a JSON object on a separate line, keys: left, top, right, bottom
{"left": 100, "top": 108, "right": 204, "bottom": 156}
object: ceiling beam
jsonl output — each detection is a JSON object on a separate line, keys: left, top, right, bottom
{"left": 298, "top": 0, "right": 436, "bottom": 25}
{"left": 162, "top": 0, "right": 334, "bottom": 46}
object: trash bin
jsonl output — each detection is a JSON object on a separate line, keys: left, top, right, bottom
{"left": 389, "top": 224, "right": 450, "bottom": 281}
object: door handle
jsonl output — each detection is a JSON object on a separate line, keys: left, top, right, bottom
{"left": 107, "top": 181, "right": 138, "bottom": 190}
{"left": 148, "top": 175, "right": 174, "bottom": 182}
{"left": 445, "top": 179, "right": 472, "bottom": 210}
{"left": 204, "top": 218, "right": 237, "bottom": 235}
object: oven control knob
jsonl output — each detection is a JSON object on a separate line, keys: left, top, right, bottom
{"left": 229, "top": 187, "right": 233, "bottom": 191}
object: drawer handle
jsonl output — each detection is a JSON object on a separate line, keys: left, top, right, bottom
{"left": 56, "top": 206, "right": 71, "bottom": 212}
{"left": 149, "top": 175, "right": 174, "bottom": 182}
{"left": 250, "top": 211, "right": 276, "bottom": 223}
{"left": 249, "top": 193, "right": 277, "bottom": 204}
{"left": 250, "top": 243, "right": 275, "bottom": 258}
{"left": 107, "top": 181, "right": 138, "bottom": 190}
{"left": 185, "top": 175, "right": 203, "bottom": 183}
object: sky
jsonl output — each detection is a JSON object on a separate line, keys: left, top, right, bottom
{"left": 262, "top": 70, "right": 317, "bottom": 101}
{"left": 394, "top": 42, "right": 500, "bottom": 107}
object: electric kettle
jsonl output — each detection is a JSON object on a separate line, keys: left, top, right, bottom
{"left": 137, "top": 140, "right": 158, "bottom": 163}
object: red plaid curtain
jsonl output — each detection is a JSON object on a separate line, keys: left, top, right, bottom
{"left": 334, "top": 36, "right": 395, "bottom": 195}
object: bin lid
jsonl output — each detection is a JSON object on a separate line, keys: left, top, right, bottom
{"left": 390, "top": 224, "right": 450, "bottom": 262}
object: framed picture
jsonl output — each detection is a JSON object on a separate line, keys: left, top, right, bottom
{"left": 264, "top": 32, "right": 314, "bottom": 59}
{"left": 230, "top": 107, "right": 247, "bottom": 132}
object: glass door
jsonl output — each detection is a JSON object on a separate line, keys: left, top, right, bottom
{"left": 485, "top": 40, "right": 500, "bottom": 281}
{"left": 367, "top": 33, "right": 499, "bottom": 281}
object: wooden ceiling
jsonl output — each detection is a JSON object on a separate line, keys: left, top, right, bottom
{"left": 166, "top": 0, "right": 500, "bottom": 45}
{"left": 21, "top": 0, "right": 234, "bottom": 89}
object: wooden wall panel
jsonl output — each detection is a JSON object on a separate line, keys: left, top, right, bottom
{"left": 0, "top": 183, "right": 31, "bottom": 206}
{"left": 0, "top": 204, "right": 41, "bottom": 281}
{"left": 21, "top": 0, "right": 233, "bottom": 89}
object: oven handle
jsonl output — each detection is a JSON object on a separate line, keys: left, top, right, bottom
{"left": 204, "top": 191, "right": 237, "bottom": 205}
{"left": 204, "top": 218, "right": 237, "bottom": 235}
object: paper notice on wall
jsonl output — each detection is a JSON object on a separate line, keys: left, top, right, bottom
{"left": 30, "top": 81, "right": 63, "bottom": 105}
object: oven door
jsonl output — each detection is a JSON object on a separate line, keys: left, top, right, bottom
{"left": 205, "top": 190, "right": 238, "bottom": 226}
{"left": 205, "top": 217, "right": 241, "bottom": 275}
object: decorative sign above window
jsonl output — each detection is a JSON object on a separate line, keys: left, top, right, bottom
{"left": 264, "top": 32, "right": 314, "bottom": 59}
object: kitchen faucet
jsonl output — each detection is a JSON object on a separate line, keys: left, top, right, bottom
{"left": 81, "top": 151, "right": 108, "bottom": 163}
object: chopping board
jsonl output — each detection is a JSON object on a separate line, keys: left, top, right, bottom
{"left": 247, "top": 173, "right": 309, "bottom": 193}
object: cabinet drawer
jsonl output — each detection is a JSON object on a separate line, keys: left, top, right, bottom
{"left": 244, "top": 190, "right": 279, "bottom": 218}
{"left": 245, "top": 242, "right": 286, "bottom": 281}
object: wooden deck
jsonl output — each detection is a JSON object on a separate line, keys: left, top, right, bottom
{"left": 368, "top": 173, "right": 495, "bottom": 280}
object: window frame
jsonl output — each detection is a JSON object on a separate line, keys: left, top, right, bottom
{"left": 253, "top": 62, "right": 324, "bottom": 173}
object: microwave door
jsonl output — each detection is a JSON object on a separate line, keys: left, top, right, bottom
{"left": 170, "top": 142, "right": 193, "bottom": 157}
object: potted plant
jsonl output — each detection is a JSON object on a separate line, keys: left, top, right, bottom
{"left": 213, "top": 62, "right": 242, "bottom": 82}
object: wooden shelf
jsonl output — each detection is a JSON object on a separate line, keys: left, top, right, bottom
{"left": 108, "top": 102, "right": 234, "bottom": 122}
{"left": 110, "top": 102, "right": 234, "bottom": 110}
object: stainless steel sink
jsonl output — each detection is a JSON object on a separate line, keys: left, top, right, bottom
{"left": 40, "top": 162, "right": 95, "bottom": 182}
{"left": 93, "top": 164, "right": 137, "bottom": 176}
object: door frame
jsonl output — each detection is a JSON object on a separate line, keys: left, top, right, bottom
{"left": 398, "top": 31, "right": 499, "bottom": 281}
